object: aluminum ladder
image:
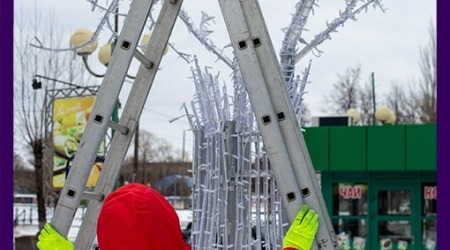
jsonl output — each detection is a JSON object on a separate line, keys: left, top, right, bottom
{"left": 49, "top": 0, "right": 183, "bottom": 249}
{"left": 217, "top": 0, "right": 338, "bottom": 248}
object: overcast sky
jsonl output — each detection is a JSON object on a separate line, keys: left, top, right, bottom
{"left": 14, "top": 0, "right": 436, "bottom": 155}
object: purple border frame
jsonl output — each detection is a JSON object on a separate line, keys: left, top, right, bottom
{"left": 1, "top": 0, "right": 448, "bottom": 249}
{"left": 436, "top": 0, "right": 449, "bottom": 248}
{"left": 1, "top": 0, "right": 14, "bottom": 248}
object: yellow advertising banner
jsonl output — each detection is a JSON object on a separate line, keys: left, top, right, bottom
{"left": 52, "top": 96, "right": 105, "bottom": 189}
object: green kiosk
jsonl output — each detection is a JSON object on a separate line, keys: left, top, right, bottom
{"left": 303, "top": 124, "right": 436, "bottom": 250}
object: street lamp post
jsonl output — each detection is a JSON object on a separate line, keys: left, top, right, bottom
{"left": 182, "top": 129, "right": 186, "bottom": 162}
{"left": 33, "top": 74, "right": 84, "bottom": 89}
{"left": 372, "top": 72, "right": 376, "bottom": 125}
{"left": 169, "top": 114, "right": 193, "bottom": 162}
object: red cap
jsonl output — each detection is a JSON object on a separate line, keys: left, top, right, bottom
{"left": 97, "top": 183, "right": 187, "bottom": 250}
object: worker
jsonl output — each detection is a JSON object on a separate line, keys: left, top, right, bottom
{"left": 37, "top": 183, "right": 319, "bottom": 250}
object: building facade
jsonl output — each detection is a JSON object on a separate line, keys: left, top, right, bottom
{"left": 303, "top": 124, "right": 436, "bottom": 250}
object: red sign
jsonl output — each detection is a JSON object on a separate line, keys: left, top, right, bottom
{"left": 339, "top": 185, "right": 362, "bottom": 199}
{"left": 424, "top": 186, "right": 437, "bottom": 200}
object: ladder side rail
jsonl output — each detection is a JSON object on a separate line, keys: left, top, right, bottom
{"left": 74, "top": 1, "right": 184, "bottom": 248}
{"left": 243, "top": 0, "right": 325, "bottom": 208}
{"left": 241, "top": 0, "right": 322, "bottom": 193}
{"left": 239, "top": 1, "right": 337, "bottom": 249}
{"left": 50, "top": 0, "right": 155, "bottom": 237}
{"left": 218, "top": 0, "right": 306, "bottom": 223}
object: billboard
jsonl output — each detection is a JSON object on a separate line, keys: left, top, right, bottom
{"left": 52, "top": 96, "right": 105, "bottom": 188}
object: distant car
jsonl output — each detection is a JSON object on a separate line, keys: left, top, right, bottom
{"left": 14, "top": 193, "right": 37, "bottom": 205}
{"left": 175, "top": 209, "right": 193, "bottom": 229}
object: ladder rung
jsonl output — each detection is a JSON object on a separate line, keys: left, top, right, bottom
{"left": 133, "top": 50, "right": 154, "bottom": 69}
{"left": 107, "top": 120, "right": 129, "bottom": 135}
{"left": 82, "top": 191, "right": 105, "bottom": 202}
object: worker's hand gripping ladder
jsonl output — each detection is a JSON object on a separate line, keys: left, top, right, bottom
{"left": 217, "top": 0, "right": 338, "bottom": 249}
{"left": 49, "top": 0, "right": 183, "bottom": 249}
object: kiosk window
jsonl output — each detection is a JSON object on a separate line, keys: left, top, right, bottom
{"left": 333, "top": 182, "right": 368, "bottom": 216}
{"left": 378, "top": 190, "right": 411, "bottom": 215}
{"left": 422, "top": 183, "right": 436, "bottom": 216}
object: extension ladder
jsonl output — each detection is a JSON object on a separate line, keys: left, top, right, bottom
{"left": 49, "top": 0, "right": 337, "bottom": 249}
{"left": 217, "top": 0, "right": 337, "bottom": 249}
{"left": 50, "top": 0, "right": 183, "bottom": 249}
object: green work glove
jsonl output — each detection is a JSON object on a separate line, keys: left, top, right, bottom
{"left": 283, "top": 205, "right": 319, "bottom": 250}
{"left": 37, "top": 223, "right": 74, "bottom": 250}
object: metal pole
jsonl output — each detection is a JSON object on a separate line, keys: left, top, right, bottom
{"left": 35, "top": 74, "right": 83, "bottom": 88}
{"left": 182, "top": 130, "right": 186, "bottom": 162}
{"left": 133, "top": 123, "right": 139, "bottom": 182}
{"left": 371, "top": 72, "right": 376, "bottom": 125}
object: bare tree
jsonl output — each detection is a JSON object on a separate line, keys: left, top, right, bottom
{"left": 137, "top": 130, "right": 154, "bottom": 184}
{"left": 14, "top": 4, "right": 93, "bottom": 228}
{"left": 323, "top": 64, "right": 362, "bottom": 115}
{"left": 299, "top": 103, "right": 311, "bottom": 127}
{"left": 14, "top": 154, "right": 36, "bottom": 194}
{"left": 358, "top": 81, "right": 375, "bottom": 125}
{"left": 136, "top": 130, "right": 181, "bottom": 162}
{"left": 385, "top": 82, "right": 420, "bottom": 124}
{"left": 153, "top": 137, "right": 181, "bottom": 162}
{"left": 384, "top": 22, "right": 436, "bottom": 125}
{"left": 417, "top": 22, "right": 436, "bottom": 124}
